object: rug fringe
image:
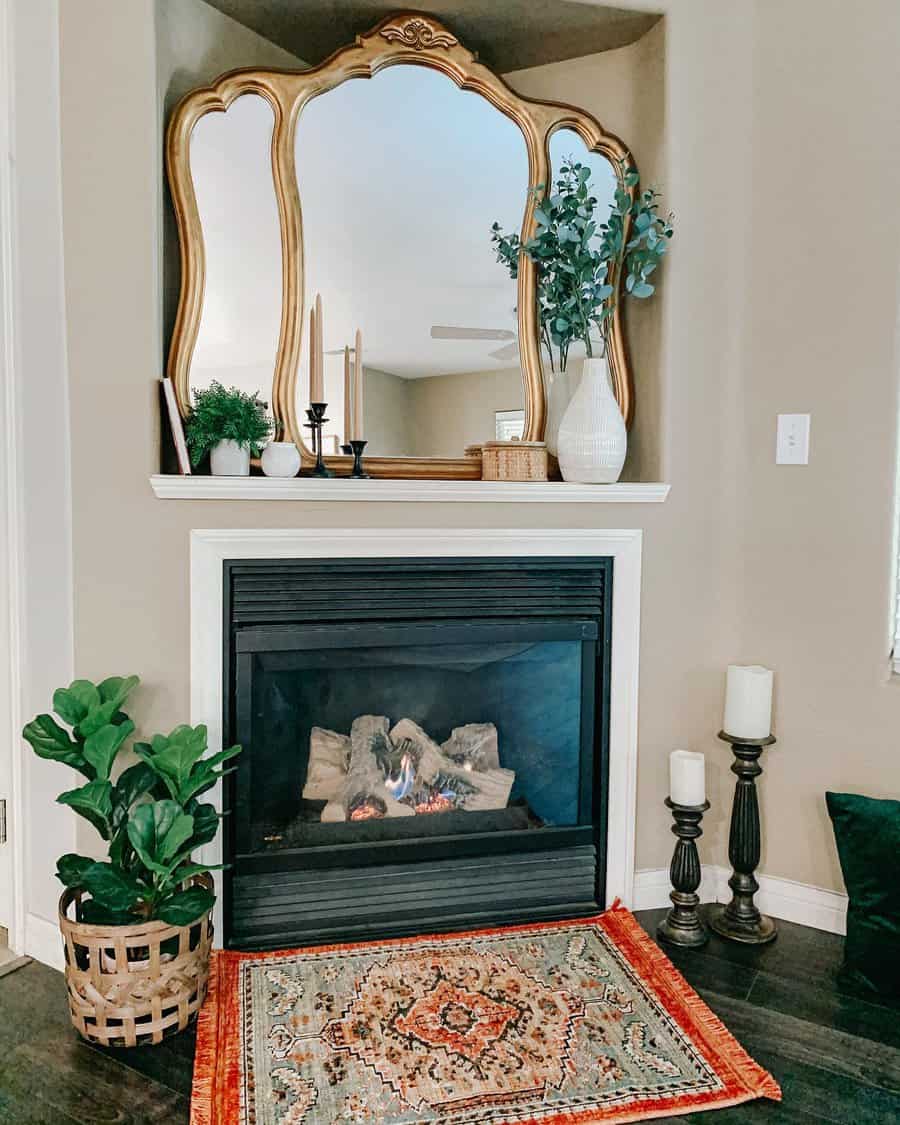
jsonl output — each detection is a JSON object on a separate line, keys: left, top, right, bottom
{"left": 190, "top": 949, "right": 222, "bottom": 1125}
{"left": 600, "top": 908, "right": 782, "bottom": 1104}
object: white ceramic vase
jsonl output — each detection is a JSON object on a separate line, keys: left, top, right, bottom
{"left": 544, "top": 368, "right": 578, "bottom": 457}
{"left": 261, "top": 441, "right": 301, "bottom": 478}
{"left": 557, "top": 356, "right": 627, "bottom": 484}
{"left": 210, "top": 439, "right": 250, "bottom": 476}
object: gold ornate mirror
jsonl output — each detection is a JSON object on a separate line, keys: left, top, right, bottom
{"left": 166, "top": 12, "right": 635, "bottom": 478}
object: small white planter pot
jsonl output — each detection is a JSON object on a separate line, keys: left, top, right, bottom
{"left": 557, "top": 356, "right": 627, "bottom": 484}
{"left": 210, "top": 439, "right": 251, "bottom": 476}
{"left": 261, "top": 441, "right": 301, "bottom": 478}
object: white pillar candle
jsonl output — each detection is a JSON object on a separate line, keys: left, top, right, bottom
{"left": 669, "top": 749, "right": 706, "bottom": 806}
{"left": 723, "top": 664, "right": 774, "bottom": 739}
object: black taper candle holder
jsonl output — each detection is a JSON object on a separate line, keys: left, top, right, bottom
{"left": 709, "top": 731, "right": 777, "bottom": 945}
{"left": 305, "top": 403, "right": 333, "bottom": 478}
{"left": 657, "top": 798, "right": 711, "bottom": 948}
{"left": 349, "top": 439, "right": 369, "bottom": 479}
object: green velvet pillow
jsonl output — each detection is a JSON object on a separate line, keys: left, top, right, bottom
{"left": 826, "top": 791, "right": 900, "bottom": 1000}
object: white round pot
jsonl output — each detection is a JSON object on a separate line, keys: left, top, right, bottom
{"left": 543, "top": 368, "right": 578, "bottom": 457}
{"left": 209, "top": 439, "right": 250, "bottom": 476}
{"left": 261, "top": 441, "right": 301, "bottom": 478}
{"left": 557, "top": 356, "right": 627, "bottom": 484}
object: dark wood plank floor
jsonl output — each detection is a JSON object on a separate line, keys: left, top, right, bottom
{"left": 0, "top": 905, "right": 897, "bottom": 1123}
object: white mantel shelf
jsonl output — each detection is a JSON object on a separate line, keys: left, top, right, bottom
{"left": 149, "top": 475, "right": 670, "bottom": 503}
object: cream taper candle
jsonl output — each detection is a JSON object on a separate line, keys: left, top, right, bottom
{"left": 343, "top": 345, "right": 352, "bottom": 443}
{"left": 352, "top": 329, "right": 363, "bottom": 440}
{"left": 312, "top": 293, "right": 324, "bottom": 403}
{"left": 669, "top": 749, "right": 706, "bottom": 807}
{"left": 308, "top": 305, "right": 318, "bottom": 405}
{"left": 723, "top": 665, "right": 773, "bottom": 739}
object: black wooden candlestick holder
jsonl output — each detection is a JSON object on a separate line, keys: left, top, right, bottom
{"left": 305, "top": 403, "right": 333, "bottom": 478}
{"left": 657, "top": 798, "right": 710, "bottom": 948}
{"left": 349, "top": 439, "right": 369, "bottom": 479}
{"left": 709, "top": 731, "right": 777, "bottom": 945}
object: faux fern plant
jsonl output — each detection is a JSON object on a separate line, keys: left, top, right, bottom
{"left": 184, "top": 381, "right": 273, "bottom": 467}
{"left": 23, "top": 675, "right": 241, "bottom": 926}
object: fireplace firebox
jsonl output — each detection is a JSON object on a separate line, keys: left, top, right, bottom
{"left": 222, "top": 558, "right": 612, "bottom": 949}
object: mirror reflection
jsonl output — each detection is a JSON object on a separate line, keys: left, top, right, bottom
{"left": 189, "top": 94, "right": 281, "bottom": 404}
{"left": 296, "top": 66, "right": 529, "bottom": 458}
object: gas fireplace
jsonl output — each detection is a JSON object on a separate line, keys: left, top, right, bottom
{"left": 222, "top": 557, "right": 612, "bottom": 949}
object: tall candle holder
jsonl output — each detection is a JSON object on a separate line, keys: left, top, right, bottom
{"left": 657, "top": 798, "right": 710, "bottom": 948}
{"left": 349, "top": 439, "right": 369, "bottom": 479}
{"left": 709, "top": 731, "right": 777, "bottom": 945}
{"left": 305, "top": 403, "right": 333, "bottom": 478}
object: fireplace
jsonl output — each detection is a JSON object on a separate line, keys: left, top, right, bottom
{"left": 221, "top": 557, "right": 612, "bottom": 949}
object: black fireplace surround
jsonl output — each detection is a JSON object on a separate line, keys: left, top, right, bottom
{"left": 222, "top": 557, "right": 612, "bottom": 949}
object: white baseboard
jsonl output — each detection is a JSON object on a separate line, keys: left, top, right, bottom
{"left": 632, "top": 865, "right": 847, "bottom": 936}
{"left": 25, "top": 912, "right": 64, "bottom": 971}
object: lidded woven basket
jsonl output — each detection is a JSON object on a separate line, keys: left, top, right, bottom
{"left": 58, "top": 873, "right": 213, "bottom": 1047}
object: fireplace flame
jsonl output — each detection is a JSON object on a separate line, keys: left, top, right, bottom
{"left": 384, "top": 752, "right": 416, "bottom": 801}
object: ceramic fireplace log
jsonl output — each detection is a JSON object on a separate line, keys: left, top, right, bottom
{"left": 307, "top": 715, "right": 514, "bottom": 822}
{"left": 302, "top": 727, "right": 351, "bottom": 801}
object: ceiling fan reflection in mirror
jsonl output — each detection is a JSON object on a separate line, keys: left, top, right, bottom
{"left": 430, "top": 325, "right": 520, "bottom": 362}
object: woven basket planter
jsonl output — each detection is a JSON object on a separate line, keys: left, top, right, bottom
{"left": 58, "top": 873, "right": 214, "bottom": 1048}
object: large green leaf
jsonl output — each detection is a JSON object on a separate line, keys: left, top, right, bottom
{"left": 83, "top": 720, "right": 134, "bottom": 781}
{"left": 97, "top": 675, "right": 139, "bottom": 709}
{"left": 78, "top": 899, "right": 137, "bottom": 926}
{"left": 127, "top": 800, "right": 194, "bottom": 876}
{"left": 76, "top": 700, "right": 121, "bottom": 739}
{"left": 22, "top": 714, "right": 91, "bottom": 777}
{"left": 113, "top": 762, "right": 158, "bottom": 813}
{"left": 136, "top": 725, "right": 209, "bottom": 801}
{"left": 156, "top": 885, "right": 215, "bottom": 926}
{"left": 56, "top": 853, "right": 96, "bottom": 889}
{"left": 57, "top": 779, "right": 113, "bottom": 839}
{"left": 52, "top": 680, "right": 100, "bottom": 726}
{"left": 82, "top": 862, "right": 146, "bottom": 914}
{"left": 185, "top": 801, "right": 220, "bottom": 851}
{"left": 180, "top": 745, "right": 242, "bottom": 804}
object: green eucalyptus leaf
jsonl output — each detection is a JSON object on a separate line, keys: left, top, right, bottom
{"left": 632, "top": 281, "right": 655, "bottom": 298}
{"left": 58, "top": 779, "right": 114, "bottom": 840}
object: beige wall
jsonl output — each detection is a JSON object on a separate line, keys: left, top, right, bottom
{"left": 363, "top": 368, "right": 413, "bottom": 456}
{"left": 733, "top": 0, "right": 900, "bottom": 889}
{"left": 407, "top": 368, "right": 524, "bottom": 457}
{"left": 56, "top": 0, "right": 900, "bottom": 904}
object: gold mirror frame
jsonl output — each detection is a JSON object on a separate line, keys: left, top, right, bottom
{"left": 166, "top": 11, "right": 636, "bottom": 479}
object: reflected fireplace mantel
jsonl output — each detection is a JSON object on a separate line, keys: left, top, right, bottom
{"left": 190, "top": 527, "right": 643, "bottom": 944}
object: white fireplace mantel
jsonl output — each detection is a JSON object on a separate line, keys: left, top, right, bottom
{"left": 191, "top": 527, "right": 643, "bottom": 936}
{"left": 153, "top": 475, "right": 670, "bottom": 504}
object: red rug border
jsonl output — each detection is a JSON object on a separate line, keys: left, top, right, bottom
{"left": 190, "top": 904, "right": 781, "bottom": 1125}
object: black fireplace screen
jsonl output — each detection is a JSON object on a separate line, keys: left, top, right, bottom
{"left": 223, "top": 559, "right": 611, "bottom": 948}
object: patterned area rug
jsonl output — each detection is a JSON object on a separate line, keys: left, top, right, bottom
{"left": 191, "top": 906, "right": 780, "bottom": 1124}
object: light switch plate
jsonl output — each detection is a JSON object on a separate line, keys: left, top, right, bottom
{"left": 776, "top": 413, "right": 810, "bottom": 464}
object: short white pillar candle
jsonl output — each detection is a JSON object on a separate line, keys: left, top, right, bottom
{"left": 669, "top": 749, "right": 706, "bottom": 807}
{"left": 723, "top": 665, "right": 774, "bottom": 739}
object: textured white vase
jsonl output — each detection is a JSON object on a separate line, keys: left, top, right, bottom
{"left": 543, "top": 368, "right": 577, "bottom": 457}
{"left": 557, "top": 356, "right": 627, "bottom": 484}
{"left": 210, "top": 439, "right": 250, "bottom": 476}
{"left": 261, "top": 441, "right": 301, "bottom": 478}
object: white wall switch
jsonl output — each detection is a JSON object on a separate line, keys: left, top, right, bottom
{"left": 776, "top": 413, "right": 810, "bottom": 465}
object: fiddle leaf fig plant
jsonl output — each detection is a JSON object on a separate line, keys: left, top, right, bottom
{"left": 492, "top": 157, "right": 674, "bottom": 372}
{"left": 184, "top": 381, "right": 273, "bottom": 467}
{"left": 22, "top": 675, "right": 241, "bottom": 927}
